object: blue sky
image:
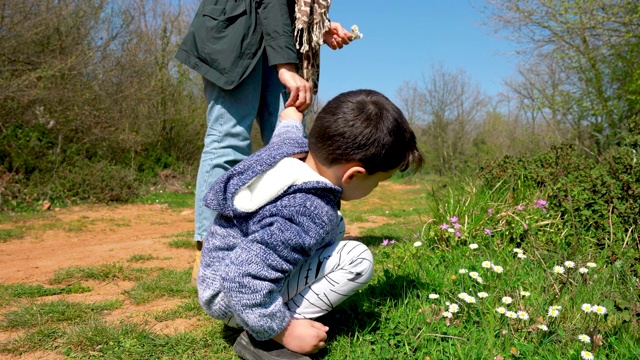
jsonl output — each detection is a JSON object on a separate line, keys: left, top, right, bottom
{"left": 317, "top": 1, "right": 519, "bottom": 104}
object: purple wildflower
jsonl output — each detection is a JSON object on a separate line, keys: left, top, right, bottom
{"left": 523, "top": 223, "right": 528, "bottom": 230}
{"left": 488, "top": 208, "right": 493, "bottom": 215}
{"left": 413, "top": 233, "right": 420, "bottom": 238}
{"left": 484, "top": 228, "right": 493, "bottom": 236}
{"left": 381, "top": 239, "right": 389, "bottom": 246}
{"left": 516, "top": 205, "right": 526, "bottom": 211}
{"left": 455, "top": 231, "right": 462, "bottom": 238}
{"left": 450, "top": 216, "right": 459, "bottom": 223}
{"left": 535, "top": 199, "right": 548, "bottom": 208}
{"left": 390, "top": 239, "right": 396, "bottom": 244}
{"left": 453, "top": 223, "right": 462, "bottom": 230}
{"left": 440, "top": 223, "right": 450, "bottom": 230}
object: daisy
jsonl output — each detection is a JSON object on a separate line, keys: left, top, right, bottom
{"left": 535, "top": 324, "right": 549, "bottom": 331}
{"left": 475, "top": 277, "right": 484, "bottom": 283}
{"left": 580, "top": 350, "right": 594, "bottom": 360}
{"left": 520, "top": 291, "right": 531, "bottom": 297}
{"left": 447, "top": 228, "right": 455, "bottom": 233}
{"left": 581, "top": 303, "right": 593, "bottom": 313}
{"left": 458, "top": 292, "right": 469, "bottom": 299}
{"left": 481, "top": 261, "right": 492, "bottom": 268}
{"left": 469, "top": 243, "right": 478, "bottom": 249}
{"left": 547, "top": 308, "right": 560, "bottom": 317}
{"left": 458, "top": 268, "right": 469, "bottom": 274}
{"left": 577, "top": 334, "right": 591, "bottom": 343}
{"left": 413, "top": 241, "right": 423, "bottom": 247}
{"left": 428, "top": 294, "right": 439, "bottom": 299}
{"left": 442, "top": 311, "right": 453, "bottom": 318}
{"left": 492, "top": 265, "right": 504, "bottom": 273}
{"left": 517, "top": 253, "right": 527, "bottom": 259}
{"left": 550, "top": 305, "right": 562, "bottom": 310}
{"left": 513, "top": 248, "right": 523, "bottom": 254}
{"left": 465, "top": 296, "right": 476, "bottom": 304}
{"left": 517, "top": 311, "right": 529, "bottom": 320}
{"left": 495, "top": 307, "right": 506, "bottom": 314}
{"left": 592, "top": 305, "right": 607, "bottom": 315}
{"left": 553, "top": 265, "right": 565, "bottom": 274}
{"left": 469, "top": 272, "right": 480, "bottom": 279}
{"left": 448, "top": 304, "right": 460, "bottom": 313}
{"left": 579, "top": 267, "right": 589, "bottom": 274}
{"left": 478, "top": 292, "right": 489, "bottom": 298}
{"left": 505, "top": 311, "right": 517, "bottom": 319}
{"left": 502, "top": 296, "right": 513, "bottom": 304}
{"left": 586, "top": 262, "right": 597, "bottom": 268}
{"left": 564, "top": 260, "right": 575, "bottom": 268}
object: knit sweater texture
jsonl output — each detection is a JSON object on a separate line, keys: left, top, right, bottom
{"left": 197, "top": 120, "right": 343, "bottom": 340}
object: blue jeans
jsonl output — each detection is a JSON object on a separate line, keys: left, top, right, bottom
{"left": 195, "top": 53, "right": 285, "bottom": 241}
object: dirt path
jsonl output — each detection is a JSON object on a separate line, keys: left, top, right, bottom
{"left": 0, "top": 204, "right": 195, "bottom": 285}
{"left": 1, "top": 183, "right": 412, "bottom": 285}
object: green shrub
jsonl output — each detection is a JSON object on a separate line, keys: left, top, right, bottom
{"left": 479, "top": 142, "right": 639, "bottom": 267}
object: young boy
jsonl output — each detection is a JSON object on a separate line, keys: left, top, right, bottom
{"left": 197, "top": 89, "right": 423, "bottom": 359}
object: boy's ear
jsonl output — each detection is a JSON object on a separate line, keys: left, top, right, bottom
{"left": 342, "top": 165, "right": 367, "bottom": 185}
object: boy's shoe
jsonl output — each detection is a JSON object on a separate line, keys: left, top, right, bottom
{"left": 233, "top": 331, "right": 311, "bottom": 360}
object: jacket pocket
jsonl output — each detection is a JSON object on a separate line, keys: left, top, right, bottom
{"left": 202, "top": 1, "right": 246, "bottom": 21}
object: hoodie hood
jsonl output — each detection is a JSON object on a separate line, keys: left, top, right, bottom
{"left": 234, "top": 157, "right": 331, "bottom": 212}
{"left": 203, "top": 120, "right": 339, "bottom": 216}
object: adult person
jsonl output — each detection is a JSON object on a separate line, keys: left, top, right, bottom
{"left": 175, "top": 0, "right": 355, "bottom": 283}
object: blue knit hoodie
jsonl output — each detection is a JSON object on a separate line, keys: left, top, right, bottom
{"left": 197, "top": 120, "right": 344, "bottom": 340}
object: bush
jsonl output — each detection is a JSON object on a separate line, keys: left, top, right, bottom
{"left": 479, "top": 142, "right": 639, "bottom": 263}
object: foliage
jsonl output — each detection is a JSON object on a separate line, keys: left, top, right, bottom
{"left": 0, "top": 0, "right": 205, "bottom": 211}
{"left": 479, "top": 143, "right": 639, "bottom": 267}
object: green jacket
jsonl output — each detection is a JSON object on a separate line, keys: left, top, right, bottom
{"left": 175, "top": 0, "right": 298, "bottom": 90}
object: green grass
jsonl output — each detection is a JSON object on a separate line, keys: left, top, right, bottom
{"left": 166, "top": 230, "right": 196, "bottom": 249}
{"left": 0, "top": 179, "right": 638, "bottom": 359}
{"left": 124, "top": 269, "right": 195, "bottom": 304}
{"left": 0, "top": 283, "right": 91, "bottom": 303}
{"left": 126, "top": 254, "right": 157, "bottom": 263}
{"left": 0, "top": 228, "right": 27, "bottom": 242}
{"left": 137, "top": 190, "right": 194, "bottom": 209}
{"left": 51, "top": 263, "right": 151, "bottom": 284}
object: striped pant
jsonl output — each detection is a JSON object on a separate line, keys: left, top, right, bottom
{"left": 225, "top": 240, "right": 374, "bottom": 326}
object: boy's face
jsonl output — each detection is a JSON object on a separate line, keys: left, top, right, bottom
{"left": 340, "top": 169, "right": 395, "bottom": 201}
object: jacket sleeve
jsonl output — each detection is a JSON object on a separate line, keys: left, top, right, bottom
{"left": 221, "top": 192, "right": 337, "bottom": 340}
{"left": 256, "top": 0, "right": 299, "bottom": 66}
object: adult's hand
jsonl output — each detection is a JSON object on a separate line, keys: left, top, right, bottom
{"left": 323, "top": 22, "right": 352, "bottom": 50}
{"left": 277, "top": 63, "right": 312, "bottom": 112}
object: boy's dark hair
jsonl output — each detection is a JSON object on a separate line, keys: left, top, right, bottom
{"left": 308, "top": 89, "right": 423, "bottom": 174}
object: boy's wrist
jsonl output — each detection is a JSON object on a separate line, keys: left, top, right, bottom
{"left": 279, "top": 107, "right": 303, "bottom": 122}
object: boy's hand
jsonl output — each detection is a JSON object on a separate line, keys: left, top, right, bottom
{"left": 279, "top": 107, "right": 303, "bottom": 122}
{"left": 272, "top": 318, "right": 328, "bottom": 354}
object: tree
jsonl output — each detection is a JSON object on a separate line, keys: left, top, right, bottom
{"left": 396, "top": 64, "right": 487, "bottom": 174}
{"left": 482, "top": 0, "right": 640, "bottom": 153}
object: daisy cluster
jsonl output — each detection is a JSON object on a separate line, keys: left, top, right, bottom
{"left": 427, "top": 242, "right": 607, "bottom": 350}
{"left": 552, "top": 260, "right": 597, "bottom": 275}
